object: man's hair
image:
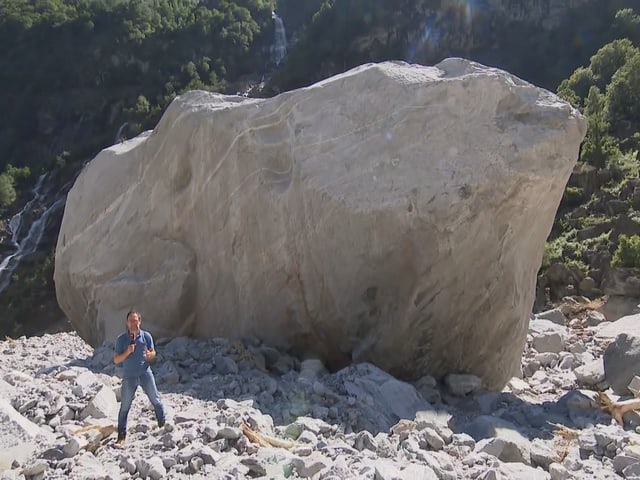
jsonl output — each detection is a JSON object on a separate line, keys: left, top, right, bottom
{"left": 126, "top": 310, "right": 141, "bottom": 322}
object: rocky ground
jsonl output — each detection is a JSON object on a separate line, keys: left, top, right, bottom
{"left": 2, "top": 298, "right": 640, "bottom": 479}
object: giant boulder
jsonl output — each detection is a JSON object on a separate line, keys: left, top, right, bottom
{"left": 54, "top": 59, "right": 586, "bottom": 389}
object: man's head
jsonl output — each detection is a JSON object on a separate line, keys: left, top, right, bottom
{"left": 126, "top": 310, "right": 142, "bottom": 334}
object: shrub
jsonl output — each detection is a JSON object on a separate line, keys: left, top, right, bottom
{"left": 612, "top": 234, "right": 640, "bottom": 268}
{"left": 561, "top": 186, "right": 586, "bottom": 208}
{"left": 0, "top": 173, "right": 16, "bottom": 208}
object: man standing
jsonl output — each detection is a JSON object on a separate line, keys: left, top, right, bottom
{"left": 114, "top": 310, "right": 166, "bottom": 444}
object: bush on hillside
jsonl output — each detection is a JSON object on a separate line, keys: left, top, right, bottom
{"left": 612, "top": 234, "right": 640, "bottom": 268}
{"left": 561, "top": 186, "right": 586, "bottom": 208}
{"left": 0, "top": 173, "right": 16, "bottom": 208}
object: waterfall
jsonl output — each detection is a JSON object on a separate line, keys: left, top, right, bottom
{"left": 0, "top": 174, "right": 66, "bottom": 295}
{"left": 115, "top": 122, "right": 129, "bottom": 143}
{"left": 272, "top": 11, "right": 287, "bottom": 65}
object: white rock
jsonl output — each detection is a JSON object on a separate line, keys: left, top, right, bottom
{"left": 73, "top": 370, "right": 99, "bottom": 398}
{"left": 477, "top": 437, "right": 530, "bottom": 464}
{"left": 535, "top": 308, "right": 567, "bottom": 325}
{"left": 339, "top": 363, "right": 431, "bottom": 431}
{"left": 597, "top": 313, "right": 640, "bottom": 340}
{"left": 63, "top": 436, "right": 88, "bottom": 458}
{"left": 80, "top": 385, "right": 118, "bottom": 420}
{"left": 532, "top": 333, "right": 564, "bottom": 354}
{"left": 423, "top": 427, "right": 445, "bottom": 451}
{"left": 573, "top": 358, "right": 605, "bottom": 386}
{"left": 55, "top": 59, "right": 585, "bottom": 389}
{"left": 499, "top": 463, "right": 550, "bottom": 479}
{"left": 20, "top": 459, "right": 48, "bottom": 477}
{"left": 290, "top": 452, "right": 330, "bottom": 478}
{"left": 507, "top": 377, "right": 530, "bottom": 394}
{"left": 549, "top": 462, "right": 571, "bottom": 480}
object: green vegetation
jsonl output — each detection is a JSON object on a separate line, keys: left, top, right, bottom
{"left": 0, "top": 173, "right": 16, "bottom": 209}
{"left": 540, "top": 10, "right": 640, "bottom": 302}
{"left": 613, "top": 235, "right": 640, "bottom": 268}
{"left": 0, "top": 0, "right": 279, "bottom": 334}
{"left": 0, "top": 0, "right": 276, "bottom": 178}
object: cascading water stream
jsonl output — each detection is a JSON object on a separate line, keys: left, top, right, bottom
{"left": 0, "top": 174, "right": 66, "bottom": 295}
{"left": 272, "top": 11, "right": 287, "bottom": 65}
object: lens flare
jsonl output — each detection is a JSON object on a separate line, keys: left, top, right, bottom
{"left": 406, "top": 0, "right": 486, "bottom": 62}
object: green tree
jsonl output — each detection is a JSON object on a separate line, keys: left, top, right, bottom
{"left": 607, "top": 50, "right": 640, "bottom": 132}
{"left": 556, "top": 38, "right": 638, "bottom": 108}
{"left": 557, "top": 67, "right": 595, "bottom": 106}
{"left": 581, "top": 86, "right": 609, "bottom": 168}
{"left": 590, "top": 38, "right": 637, "bottom": 90}
{"left": 0, "top": 173, "right": 16, "bottom": 208}
{"left": 613, "top": 8, "right": 640, "bottom": 44}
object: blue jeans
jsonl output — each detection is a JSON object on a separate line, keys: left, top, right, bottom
{"left": 118, "top": 369, "right": 165, "bottom": 435}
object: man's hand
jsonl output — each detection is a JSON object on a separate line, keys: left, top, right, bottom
{"left": 114, "top": 344, "right": 135, "bottom": 364}
{"left": 144, "top": 348, "right": 156, "bottom": 362}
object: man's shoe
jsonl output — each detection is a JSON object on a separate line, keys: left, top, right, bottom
{"left": 116, "top": 432, "right": 126, "bottom": 445}
{"left": 158, "top": 419, "right": 165, "bottom": 429}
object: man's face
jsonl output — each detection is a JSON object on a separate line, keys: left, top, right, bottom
{"left": 127, "top": 313, "right": 141, "bottom": 332}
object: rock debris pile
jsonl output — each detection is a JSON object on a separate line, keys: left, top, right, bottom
{"left": 3, "top": 298, "right": 640, "bottom": 479}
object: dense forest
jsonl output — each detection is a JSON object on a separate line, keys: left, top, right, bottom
{"left": 0, "top": 0, "right": 639, "bottom": 336}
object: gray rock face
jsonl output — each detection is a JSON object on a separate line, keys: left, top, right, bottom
{"left": 604, "top": 333, "right": 640, "bottom": 395}
{"left": 55, "top": 59, "right": 585, "bottom": 389}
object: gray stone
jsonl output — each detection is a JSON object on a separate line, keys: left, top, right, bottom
{"left": 355, "top": 431, "right": 378, "bottom": 452}
{"left": 415, "top": 409, "right": 451, "bottom": 431}
{"left": 584, "top": 310, "right": 607, "bottom": 326}
{"left": 21, "top": 460, "right": 48, "bottom": 477}
{"left": 597, "top": 313, "right": 640, "bottom": 340}
{"left": 216, "top": 426, "right": 242, "bottom": 440}
{"left": 339, "top": 363, "right": 431, "bottom": 431}
{"left": 528, "top": 319, "right": 567, "bottom": 336}
{"left": 534, "top": 352, "right": 559, "bottom": 368}
{"left": 558, "top": 389, "right": 599, "bottom": 409}
{"left": 548, "top": 462, "right": 571, "bottom": 480}
{"left": 80, "top": 385, "right": 118, "bottom": 420}
{"left": 55, "top": 59, "right": 585, "bottom": 389}
{"left": 604, "top": 333, "right": 640, "bottom": 395}
{"left": 214, "top": 356, "right": 238, "bottom": 375}
{"left": 422, "top": 427, "right": 445, "bottom": 451}
{"left": 369, "top": 459, "right": 403, "bottom": 480}
{"left": 499, "top": 463, "right": 551, "bottom": 479}
{"left": 624, "top": 462, "right": 640, "bottom": 478}
{"left": 535, "top": 308, "right": 567, "bottom": 325}
{"left": 73, "top": 452, "right": 113, "bottom": 480}
{"left": 444, "top": 373, "right": 482, "bottom": 396}
{"left": 573, "top": 358, "right": 605, "bottom": 386}
{"left": 414, "top": 375, "right": 441, "bottom": 404}
{"left": 400, "top": 463, "right": 438, "bottom": 479}
{"left": 477, "top": 470, "right": 499, "bottom": 480}
{"left": 0, "top": 396, "right": 55, "bottom": 470}
{"left": 629, "top": 376, "right": 640, "bottom": 396}
{"left": 532, "top": 333, "right": 564, "bottom": 354}
{"left": 120, "top": 457, "right": 136, "bottom": 474}
{"left": 477, "top": 436, "right": 531, "bottom": 464}
{"left": 531, "top": 438, "right": 561, "bottom": 469}
{"left": 290, "top": 453, "right": 330, "bottom": 478}
{"left": 136, "top": 456, "right": 166, "bottom": 480}
{"left": 614, "top": 454, "right": 640, "bottom": 474}
{"left": 63, "top": 436, "right": 88, "bottom": 458}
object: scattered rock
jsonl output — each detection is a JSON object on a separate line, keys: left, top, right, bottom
{"left": 2, "top": 295, "right": 639, "bottom": 479}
